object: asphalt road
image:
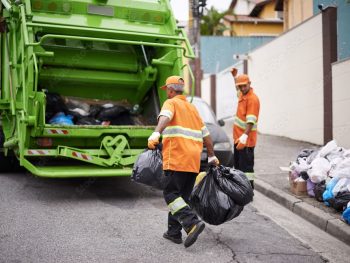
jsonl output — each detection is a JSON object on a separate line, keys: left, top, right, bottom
{"left": 0, "top": 171, "right": 333, "bottom": 263}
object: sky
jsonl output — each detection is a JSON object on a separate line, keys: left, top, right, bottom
{"left": 170, "top": 0, "right": 232, "bottom": 21}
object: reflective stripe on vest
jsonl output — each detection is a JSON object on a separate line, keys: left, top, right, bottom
{"left": 245, "top": 172, "right": 255, "bottom": 180}
{"left": 234, "top": 116, "right": 257, "bottom": 131}
{"left": 201, "top": 126, "right": 210, "bottom": 137}
{"left": 159, "top": 109, "right": 173, "bottom": 120}
{"left": 163, "top": 126, "right": 203, "bottom": 142}
{"left": 246, "top": 114, "right": 257, "bottom": 124}
{"left": 168, "top": 197, "right": 188, "bottom": 215}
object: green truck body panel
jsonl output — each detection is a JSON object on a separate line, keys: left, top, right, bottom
{"left": 0, "top": 0, "right": 194, "bottom": 177}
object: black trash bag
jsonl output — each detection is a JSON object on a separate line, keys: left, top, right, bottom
{"left": 97, "top": 105, "right": 128, "bottom": 121}
{"left": 297, "top": 149, "right": 315, "bottom": 160}
{"left": 299, "top": 171, "right": 309, "bottom": 181}
{"left": 215, "top": 166, "right": 254, "bottom": 206}
{"left": 76, "top": 117, "right": 102, "bottom": 125}
{"left": 67, "top": 108, "right": 89, "bottom": 120}
{"left": 110, "top": 111, "right": 135, "bottom": 125}
{"left": 190, "top": 166, "right": 244, "bottom": 225}
{"left": 45, "top": 92, "right": 67, "bottom": 121}
{"left": 89, "top": 105, "right": 102, "bottom": 118}
{"left": 328, "top": 191, "right": 350, "bottom": 212}
{"left": 131, "top": 148, "right": 164, "bottom": 190}
{"left": 314, "top": 181, "right": 326, "bottom": 202}
{"left": 70, "top": 105, "right": 102, "bottom": 124}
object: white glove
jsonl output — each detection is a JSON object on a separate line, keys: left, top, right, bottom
{"left": 237, "top": 134, "right": 248, "bottom": 144}
{"left": 208, "top": 156, "right": 219, "bottom": 165}
{"left": 148, "top": 132, "right": 160, "bottom": 141}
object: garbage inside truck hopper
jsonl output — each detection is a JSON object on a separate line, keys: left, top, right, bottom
{"left": 40, "top": 39, "right": 160, "bottom": 127}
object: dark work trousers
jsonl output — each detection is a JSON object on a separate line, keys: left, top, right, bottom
{"left": 163, "top": 170, "right": 200, "bottom": 238}
{"left": 234, "top": 145, "right": 255, "bottom": 189}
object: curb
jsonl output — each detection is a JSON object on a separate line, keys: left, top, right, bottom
{"left": 255, "top": 178, "right": 350, "bottom": 245}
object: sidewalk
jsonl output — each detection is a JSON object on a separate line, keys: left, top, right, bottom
{"left": 254, "top": 134, "right": 350, "bottom": 245}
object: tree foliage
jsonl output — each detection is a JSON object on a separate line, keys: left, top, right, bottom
{"left": 200, "top": 7, "right": 228, "bottom": 36}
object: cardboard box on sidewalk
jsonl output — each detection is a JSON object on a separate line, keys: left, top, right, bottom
{"left": 289, "top": 172, "right": 307, "bottom": 196}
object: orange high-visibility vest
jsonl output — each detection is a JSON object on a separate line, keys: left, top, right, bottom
{"left": 234, "top": 88, "right": 260, "bottom": 147}
{"left": 159, "top": 95, "right": 209, "bottom": 173}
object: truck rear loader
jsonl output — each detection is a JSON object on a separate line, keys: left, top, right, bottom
{"left": 0, "top": 0, "right": 194, "bottom": 177}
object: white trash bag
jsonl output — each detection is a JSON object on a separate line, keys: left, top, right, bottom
{"left": 308, "top": 157, "right": 331, "bottom": 183}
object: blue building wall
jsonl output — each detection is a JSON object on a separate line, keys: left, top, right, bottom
{"left": 200, "top": 36, "right": 275, "bottom": 74}
{"left": 314, "top": 0, "right": 350, "bottom": 60}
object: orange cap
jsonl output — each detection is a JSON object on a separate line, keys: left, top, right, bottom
{"left": 235, "top": 74, "right": 250, "bottom": 86}
{"left": 161, "top": 76, "right": 185, "bottom": 90}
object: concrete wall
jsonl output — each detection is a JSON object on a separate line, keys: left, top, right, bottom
{"left": 201, "top": 62, "right": 244, "bottom": 120}
{"left": 201, "top": 62, "right": 244, "bottom": 144}
{"left": 248, "top": 13, "right": 324, "bottom": 145}
{"left": 215, "top": 69, "right": 237, "bottom": 120}
{"left": 332, "top": 58, "right": 350, "bottom": 148}
{"left": 200, "top": 76, "right": 211, "bottom": 106}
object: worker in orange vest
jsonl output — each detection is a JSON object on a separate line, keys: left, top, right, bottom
{"left": 148, "top": 76, "right": 219, "bottom": 248}
{"left": 233, "top": 74, "right": 260, "bottom": 189}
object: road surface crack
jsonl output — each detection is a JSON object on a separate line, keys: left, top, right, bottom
{"left": 206, "top": 228, "right": 239, "bottom": 263}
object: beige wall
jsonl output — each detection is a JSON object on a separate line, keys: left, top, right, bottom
{"left": 223, "top": 20, "right": 232, "bottom": 36}
{"left": 223, "top": 1, "right": 284, "bottom": 37}
{"left": 259, "top": 1, "right": 278, "bottom": 19}
{"left": 284, "top": 0, "right": 313, "bottom": 30}
{"left": 332, "top": 58, "right": 350, "bottom": 148}
{"left": 248, "top": 13, "right": 324, "bottom": 144}
{"left": 230, "top": 22, "right": 283, "bottom": 36}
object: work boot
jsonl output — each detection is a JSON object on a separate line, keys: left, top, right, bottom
{"left": 163, "top": 232, "right": 182, "bottom": 244}
{"left": 184, "top": 221, "right": 205, "bottom": 248}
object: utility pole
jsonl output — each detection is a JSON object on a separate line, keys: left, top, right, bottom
{"left": 189, "top": 0, "right": 206, "bottom": 97}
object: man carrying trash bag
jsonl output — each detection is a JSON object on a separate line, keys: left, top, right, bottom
{"left": 148, "top": 76, "right": 219, "bottom": 248}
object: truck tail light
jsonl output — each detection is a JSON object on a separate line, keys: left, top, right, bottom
{"left": 32, "top": 1, "right": 71, "bottom": 14}
{"left": 33, "top": 0, "right": 43, "bottom": 10}
{"left": 37, "top": 138, "right": 53, "bottom": 147}
{"left": 48, "top": 2, "right": 58, "bottom": 12}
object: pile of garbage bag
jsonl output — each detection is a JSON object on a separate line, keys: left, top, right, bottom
{"left": 190, "top": 165, "right": 254, "bottom": 225}
{"left": 131, "top": 147, "right": 165, "bottom": 190}
{"left": 289, "top": 140, "right": 350, "bottom": 224}
{"left": 45, "top": 92, "right": 144, "bottom": 126}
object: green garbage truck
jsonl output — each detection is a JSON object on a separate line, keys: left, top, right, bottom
{"left": 0, "top": 0, "right": 194, "bottom": 177}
